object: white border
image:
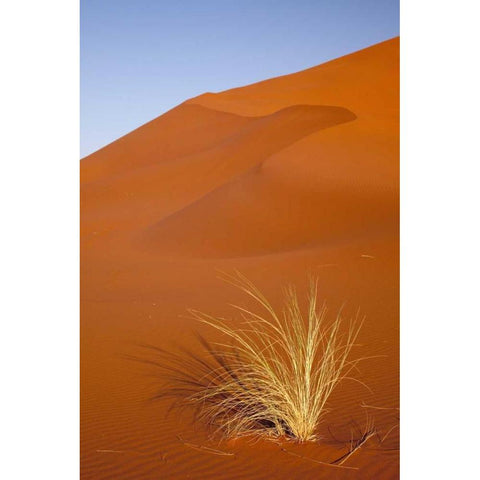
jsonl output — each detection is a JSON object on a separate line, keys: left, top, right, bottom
{"left": 401, "top": 0, "right": 479, "bottom": 477}
{"left": 1, "top": 1, "right": 79, "bottom": 478}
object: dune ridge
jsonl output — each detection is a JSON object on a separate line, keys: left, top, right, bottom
{"left": 81, "top": 37, "right": 399, "bottom": 479}
{"left": 82, "top": 104, "right": 356, "bottom": 235}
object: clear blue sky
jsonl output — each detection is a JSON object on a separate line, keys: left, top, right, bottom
{"left": 81, "top": 0, "right": 399, "bottom": 157}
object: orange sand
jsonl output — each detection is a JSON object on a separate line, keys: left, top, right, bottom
{"left": 81, "top": 37, "right": 399, "bottom": 479}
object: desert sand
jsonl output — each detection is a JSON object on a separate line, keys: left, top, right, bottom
{"left": 81, "top": 37, "right": 399, "bottom": 479}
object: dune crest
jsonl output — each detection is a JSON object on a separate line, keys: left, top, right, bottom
{"left": 82, "top": 104, "right": 356, "bottom": 235}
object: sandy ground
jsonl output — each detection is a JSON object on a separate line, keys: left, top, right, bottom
{"left": 81, "top": 37, "right": 399, "bottom": 479}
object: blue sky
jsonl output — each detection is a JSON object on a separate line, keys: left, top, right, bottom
{"left": 81, "top": 0, "right": 399, "bottom": 157}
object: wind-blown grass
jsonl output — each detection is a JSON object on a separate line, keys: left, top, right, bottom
{"left": 155, "top": 272, "right": 365, "bottom": 442}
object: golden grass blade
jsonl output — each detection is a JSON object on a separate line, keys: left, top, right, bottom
{"left": 176, "top": 435, "right": 235, "bottom": 456}
{"left": 280, "top": 447, "right": 359, "bottom": 470}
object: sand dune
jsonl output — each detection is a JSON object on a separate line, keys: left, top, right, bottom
{"left": 81, "top": 37, "right": 399, "bottom": 479}
{"left": 82, "top": 104, "right": 355, "bottom": 234}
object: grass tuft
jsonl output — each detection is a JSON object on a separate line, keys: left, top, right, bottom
{"left": 176, "top": 272, "right": 366, "bottom": 442}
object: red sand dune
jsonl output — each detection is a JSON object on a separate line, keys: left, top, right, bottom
{"left": 81, "top": 37, "right": 399, "bottom": 479}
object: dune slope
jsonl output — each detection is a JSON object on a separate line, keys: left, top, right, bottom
{"left": 81, "top": 37, "right": 399, "bottom": 480}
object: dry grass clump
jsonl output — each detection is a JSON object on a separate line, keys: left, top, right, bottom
{"left": 164, "top": 272, "right": 365, "bottom": 442}
{"left": 146, "top": 273, "right": 365, "bottom": 442}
